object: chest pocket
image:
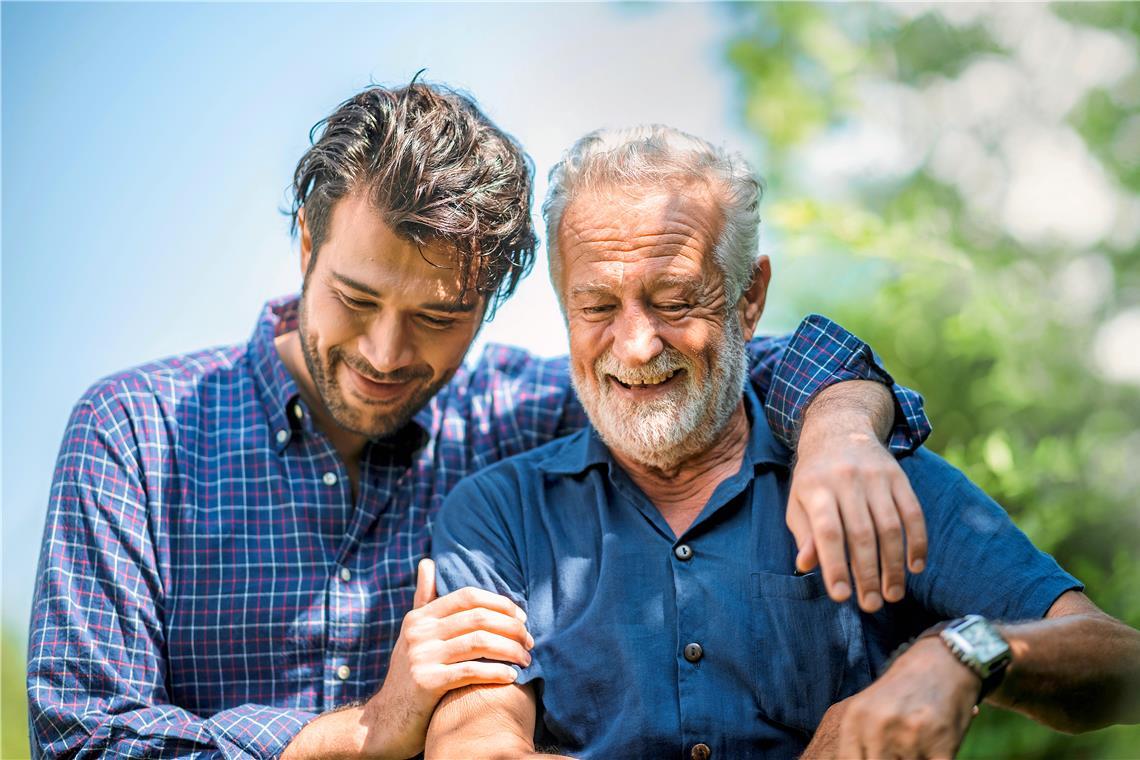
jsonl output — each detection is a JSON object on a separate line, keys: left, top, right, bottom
{"left": 750, "top": 571, "right": 872, "bottom": 733}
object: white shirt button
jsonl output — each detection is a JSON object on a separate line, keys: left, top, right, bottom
{"left": 293, "top": 404, "right": 304, "bottom": 420}
{"left": 323, "top": 472, "right": 338, "bottom": 486}
{"left": 336, "top": 664, "right": 351, "bottom": 681}
{"left": 275, "top": 429, "right": 289, "bottom": 444}
{"left": 339, "top": 567, "right": 352, "bottom": 582}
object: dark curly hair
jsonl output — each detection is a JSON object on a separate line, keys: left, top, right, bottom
{"left": 290, "top": 81, "right": 536, "bottom": 318}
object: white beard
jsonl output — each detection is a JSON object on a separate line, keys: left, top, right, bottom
{"left": 571, "top": 316, "right": 748, "bottom": 470}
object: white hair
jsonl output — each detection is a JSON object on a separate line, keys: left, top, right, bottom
{"left": 543, "top": 125, "right": 763, "bottom": 309}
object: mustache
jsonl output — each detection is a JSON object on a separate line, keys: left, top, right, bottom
{"left": 593, "top": 347, "right": 693, "bottom": 383}
{"left": 335, "top": 350, "right": 433, "bottom": 384}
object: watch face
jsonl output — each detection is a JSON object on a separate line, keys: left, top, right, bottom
{"left": 961, "top": 620, "right": 1008, "bottom": 662}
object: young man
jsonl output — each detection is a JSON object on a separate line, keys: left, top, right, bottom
{"left": 28, "top": 85, "right": 931, "bottom": 759}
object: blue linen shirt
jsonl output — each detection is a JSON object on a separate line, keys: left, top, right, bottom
{"left": 433, "top": 387, "right": 1081, "bottom": 759}
{"left": 26, "top": 296, "right": 930, "bottom": 759}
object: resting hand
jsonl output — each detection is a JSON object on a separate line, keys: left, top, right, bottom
{"left": 836, "top": 637, "right": 979, "bottom": 759}
{"left": 359, "top": 559, "right": 533, "bottom": 759}
{"left": 787, "top": 381, "right": 927, "bottom": 612}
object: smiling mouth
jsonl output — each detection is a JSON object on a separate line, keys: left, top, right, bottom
{"left": 609, "top": 369, "right": 684, "bottom": 390}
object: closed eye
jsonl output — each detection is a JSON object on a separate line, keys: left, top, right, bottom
{"left": 419, "top": 314, "right": 457, "bottom": 329}
{"left": 338, "top": 293, "right": 373, "bottom": 310}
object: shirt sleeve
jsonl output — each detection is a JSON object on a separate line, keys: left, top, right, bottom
{"left": 27, "top": 392, "right": 316, "bottom": 760}
{"left": 755, "top": 314, "right": 932, "bottom": 455}
{"left": 899, "top": 448, "right": 1082, "bottom": 622}
{"left": 431, "top": 470, "right": 538, "bottom": 683}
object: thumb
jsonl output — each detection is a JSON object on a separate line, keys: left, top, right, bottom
{"left": 413, "top": 558, "right": 437, "bottom": 609}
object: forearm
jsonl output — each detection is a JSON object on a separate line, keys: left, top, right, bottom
{"left": 281, "top": 705, "right": 373, "bottom": 760}
{"left": 800, "top": 380, "right": 894, "bottom": 446}
{"left": 425, "top": 684, "right": 571, "bottom": 760}
{"left": 993, "top": 611, "right": 1140, "bottom": 732}
{"left": 800, "top": 696, "right": 849, "bottom": 759}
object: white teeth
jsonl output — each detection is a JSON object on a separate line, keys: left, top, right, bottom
{"left": 618, "top": 369, "right": 677, "bottom": 387}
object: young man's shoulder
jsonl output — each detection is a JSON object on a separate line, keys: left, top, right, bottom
{"left": 74, "top": 342, "right": 250, "bottom": 424}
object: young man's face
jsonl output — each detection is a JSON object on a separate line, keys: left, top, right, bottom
{"left": 296, "top": 191, "right": 484, "bottom": 439}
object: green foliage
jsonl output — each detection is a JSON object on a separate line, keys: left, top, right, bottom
{"left": 1, "top": 628, "right": 30, "bottom": 760}
{"left": 728, "top": 2, "right": 1140, "bottom": 756}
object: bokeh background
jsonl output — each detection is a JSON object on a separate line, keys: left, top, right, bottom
{"left": 3, "top": 2, "right": 1138, "bottom": 757}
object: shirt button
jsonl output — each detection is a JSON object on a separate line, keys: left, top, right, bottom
{"left": 339, "top": 567, "right": 352, "bottom": 582}
{"left": 323, "top": 472, "right": 338, "bottom": 486}
{"left": 293, "top": 404, "right": 305, "bottom": 420}
{"left": 691, "top": 743, "right": 711, "bottom": 760}
{"left": 684, "top": 642, "right": 703, "bottom": 663}
{"left": 275, "top": 429, "right": 289, "bottom": 445}
{"left": 674, "top": 544, "right": 693, "bottom": 561}
{"left": 336, "top": 664, "right": 351, "bottom": 681}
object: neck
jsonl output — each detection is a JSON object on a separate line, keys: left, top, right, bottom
{"left": 610, "top": 400, "right": 751, "bottom": 537}
{"left": 274, "top": 331, "right": 368, "bottom": 469}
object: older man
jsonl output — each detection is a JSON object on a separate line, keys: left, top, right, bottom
{"left": 427, "top": 126, "right": 1140, "bottom": 759}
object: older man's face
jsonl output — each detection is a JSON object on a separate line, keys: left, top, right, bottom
{"left": 557, "top": 183, "right": 765, "bottom": 469}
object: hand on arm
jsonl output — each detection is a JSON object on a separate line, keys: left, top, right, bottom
{"left": 283, "top": 559, "right": 534, "bottom": 760}
{"left": 788, "top": 380, "right": 927, "bottom": 612}
{"left": 828, "top": 591, "right": 1140, "bottom": 759}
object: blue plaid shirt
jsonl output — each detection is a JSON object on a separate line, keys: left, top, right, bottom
{"left": 27, "top": 296, "right": 929, "bottom": 759}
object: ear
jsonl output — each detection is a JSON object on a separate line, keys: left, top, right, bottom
{"left": 736, "top": 255, "right": 771, "bottom": 338}
{"left": 298, "top": 206, "right": 314, "bottom": 277}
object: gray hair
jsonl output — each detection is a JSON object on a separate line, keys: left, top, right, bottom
{"left": 543, "top": 125, "right": 763, "bottom": 309}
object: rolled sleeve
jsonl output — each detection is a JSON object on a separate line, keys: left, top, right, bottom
{"left": 764, "top": 314, "right": 932, "bottom": 454}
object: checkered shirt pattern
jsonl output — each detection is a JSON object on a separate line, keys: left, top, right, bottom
{"left": 27, "top": 296, "right": 929, "bottom": 759}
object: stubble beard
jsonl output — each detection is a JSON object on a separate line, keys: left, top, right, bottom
{"left": 298, "top": 296, "right": 444, "bottom": 441}
{"left": 571, "top": 316, "right": 748, "bottom": 471}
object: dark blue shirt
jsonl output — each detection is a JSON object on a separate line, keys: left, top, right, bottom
{"left": 433, "top": 388, "right": 1081, "bottom": 759}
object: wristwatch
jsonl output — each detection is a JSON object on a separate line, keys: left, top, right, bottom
{"left": 938, "top": 614, "right": 1012, "bottom": 702}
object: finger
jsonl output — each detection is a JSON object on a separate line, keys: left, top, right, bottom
{"left": 866, "top": 479, "right": 905, "bottom": 604}
{"left": 893, "top": 475, "right": 927, "bottom": 574}
{"left": 435, "top": 607, "right": 534, "bottom": 649}
{"left": 803, "top": 492, "right": 852, "bottom": 602}
{"left": 796, "top": 534, "right": 818, "bottom": 574}
{"left": 413, "top": 558, "right": 436, "bottom": 609}
{"left": 440, "top": 630, "right": 532, "bottom": 667}
{"left": 440, "top": 661, "right": 519, "bottom": 691}
{"left": 836, "top": 482, "right": 883, "bottom": 613}
{"left": 424, "top": 586, "right": 527, "bottom": 622}
{"left": 785, "top": 495, "right": 817, "bottom": 572}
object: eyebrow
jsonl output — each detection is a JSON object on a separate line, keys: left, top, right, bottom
{"left": 332, "top": 272, "right": 477, "bottom": 313}
{"left": 568, "top": 275, "right": 703, "bottom": 300}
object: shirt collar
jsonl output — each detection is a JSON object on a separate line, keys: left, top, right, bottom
{"left": 540, "top": 382, "right": 791, "bottom": 476}
{"left": 247, "top": 295, "right": 429, "bottom": 455}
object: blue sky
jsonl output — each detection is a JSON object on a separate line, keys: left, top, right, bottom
{"left": 1, "top": 2, "right": 770, "bottom": 633}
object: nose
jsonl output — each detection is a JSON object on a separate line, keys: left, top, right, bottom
{"left": 611, "top": 304, "right": 664, "bottom": 367}
{"left": 357, "top": 311, "right": 416, "bottom": 374}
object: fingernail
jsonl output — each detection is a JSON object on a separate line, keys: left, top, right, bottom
{"left": 886, "top": 585, "right": 903, "bottom": 602}
{"left": 864, "top": 592, "right": 883, "bottom": 611}
{"left": 526, "top": 633, "right": 535, "bottom": 649}
{"left": 516, "top": 608, "right": 528, "bottom": 623}
{"left": 911, "top": 559, "right": 925, "bottom": 573}
{"left": 832, "top": 581, "right": 851, "bottom": 599}
{"left": 525, "top": 653, "right": 532, "bottom": 666}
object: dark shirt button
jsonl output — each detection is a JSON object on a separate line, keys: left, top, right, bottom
{"left": 674, "top": 544, "right": 693, "bottom": 561}
{"left": 691, "top": 743, "right": 711, "bottom": 760}
{"left": 683, "top": 642, "right": 703, "bottom": 662}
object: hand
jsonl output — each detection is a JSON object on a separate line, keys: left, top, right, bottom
{"left": 360, "top": 559, "right": 534, "bottom": 759}
{"left": 837, "top": 638, "right": 979, "bottom": 760}
{"left": 788, "top": 423, "right": 926, "bottom": 612}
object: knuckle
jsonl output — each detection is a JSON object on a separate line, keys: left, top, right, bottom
{"left": 848, "top": 525, "right": 874, "bottom": 544}
{"left": 817, "top": 523, "right": 843, "bottom": 544}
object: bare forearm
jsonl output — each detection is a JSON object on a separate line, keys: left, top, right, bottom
{"left": 800, "top": 696, "right": 849, "bottom": 758}
{"left": 281, "top": 705, "right": 372, "bottom": 760}
{"left": 800, "top": 380, "right": 894, "bottom": 445}
{"left": 994, "top": 612, "right": 1140, "bottom": 732}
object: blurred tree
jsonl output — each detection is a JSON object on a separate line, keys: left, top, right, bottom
{"left": 2, "top": 629, "right": 29, "bottom": 759}
{"left": 728, "top": 2, "right": 1140, "bottom": 756}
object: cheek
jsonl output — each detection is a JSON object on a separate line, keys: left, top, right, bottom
{"left": 420, "top": 324, "right": 480, "bottom": 377}
{"left": 568, "top": 322, "right": 606, "bottom": 377}
{"left": 308, "top": 293, "right": 362, "bottom": 351}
